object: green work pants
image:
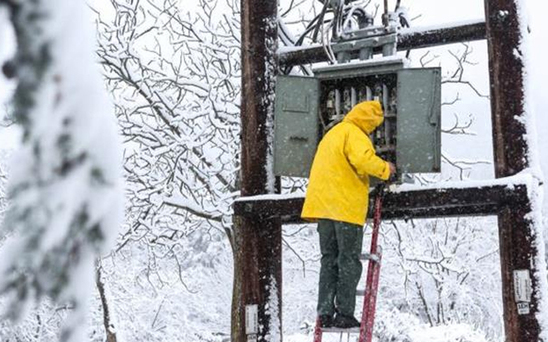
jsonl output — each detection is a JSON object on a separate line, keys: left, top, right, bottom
{"left": 317, "top": 219, "right": 364, "bottom": 317}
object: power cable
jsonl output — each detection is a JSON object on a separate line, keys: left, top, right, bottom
{"left": 312, "top": 0, "right": 330, "bottom": 43}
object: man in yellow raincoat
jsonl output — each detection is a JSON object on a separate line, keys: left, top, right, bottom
{"left": 301, "top": 100, "right": 395, "bottom": 329}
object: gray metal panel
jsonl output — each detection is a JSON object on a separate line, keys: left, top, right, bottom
{"left": 396, "top": 68, "right": 441, "bottom": 173}
{"left": 313, "top": 57, "right": 405, "bottom": 80}
{"left": 274, "top": 75, "right": 320, "bottom": 177}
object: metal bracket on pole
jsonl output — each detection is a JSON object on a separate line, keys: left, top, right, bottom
{"left": 332, "top": 33, "right": 398, "bottom": 61}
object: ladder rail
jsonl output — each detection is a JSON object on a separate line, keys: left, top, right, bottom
{"left": 359, "top": 184, "right": 385, "bottom": 342}
{"left": 314, "top": 317, "right": 323, "bottom": 342}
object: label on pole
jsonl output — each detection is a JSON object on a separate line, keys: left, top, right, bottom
{"left": 513, "top": 269, "right": 532, "bottom": 303}
{"left": 246, "top": 304, "right": 259, "bottom": 335}
{"left": 517, "top": 302, "right": 530, "bottom": 315}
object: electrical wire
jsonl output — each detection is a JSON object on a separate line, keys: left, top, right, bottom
{"left": 321, "top": 13, "right": 337, "bottom": 63}
{"left": 383, "top": 0, "right": 389, "bottom": 26}
{"left": 292, "top": 0, "right": 379, "bottom": 66}
{"left": 335, "top": 0, "right": 344, "bottom": 39}
{"left": 312, "top": 0, "right": 330, "bottom": 43}
{"left": 342, "top": 5, "right": 359, "bottom": 34}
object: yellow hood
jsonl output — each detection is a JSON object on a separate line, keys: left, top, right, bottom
{"left": 301, "top": 99, "right": 390, "bottom": 226}
{"left": 343, "top": 101, "right": 384, "bottom": 134}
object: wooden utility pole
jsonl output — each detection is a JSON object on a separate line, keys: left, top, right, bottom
{"left": 233, "top": 0, "right": 281, "bottom": 341}
{"left": 485, "top": 0, "right": 542, "bottom": 340}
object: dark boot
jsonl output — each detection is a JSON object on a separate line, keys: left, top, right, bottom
{"left": 333, "top": 314, "right": 360, "bottom": 328}
{"left": 319, "top": 314, "right": 334, "bottom": 328}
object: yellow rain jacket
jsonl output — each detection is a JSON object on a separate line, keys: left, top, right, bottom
{"left": 301, "top": 101, "right": 390, "bottom": 226}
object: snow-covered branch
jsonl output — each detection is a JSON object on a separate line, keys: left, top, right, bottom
{"left": 94, "top": 0, "right": 240, "bottom": 261}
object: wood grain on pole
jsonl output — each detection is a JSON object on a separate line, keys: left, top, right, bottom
{"left": 234, "top": 0, "right": 282, "bottom": 341}
{"left": 485, "top": 0, "right": 541, "bottom": 340}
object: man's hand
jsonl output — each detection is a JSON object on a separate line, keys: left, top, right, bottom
{"left": 388, "top": 162, "right": 396, "bottom": 176}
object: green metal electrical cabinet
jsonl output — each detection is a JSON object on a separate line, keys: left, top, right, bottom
{"left": 274, "top": 75, "right": 320, "bottom": 177}
{"left": 396, "top": 68, "right": 442, "bottom": 173}
{"left": 273, "top": 61, "right": 441, "bottom": 177}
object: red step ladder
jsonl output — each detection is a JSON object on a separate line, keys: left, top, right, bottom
{"left": 313, "top": 185, "right": 385, "bottom": 342}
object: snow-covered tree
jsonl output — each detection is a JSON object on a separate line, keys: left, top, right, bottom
{"left": 95, "top": 0, "right": 240, "bottom": 252}
{"left": 0, "top": 0, "right": 123, "bottom": 341}
{"left": 91, "top": 0, "right": 241, "bottom": 339}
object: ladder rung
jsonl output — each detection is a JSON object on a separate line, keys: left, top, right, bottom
{"left": 321, "top": 327, "right": 361, "bottom": 333}
{"left": 360, "top": 253, "right": 380, "bottom": 262}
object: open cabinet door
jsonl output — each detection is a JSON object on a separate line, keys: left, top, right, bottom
{"left": 396, "top": 68, "right": 442, "bottom": 173}
{"left": 274, "top": 75, "right": 320, "bottom": 177}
